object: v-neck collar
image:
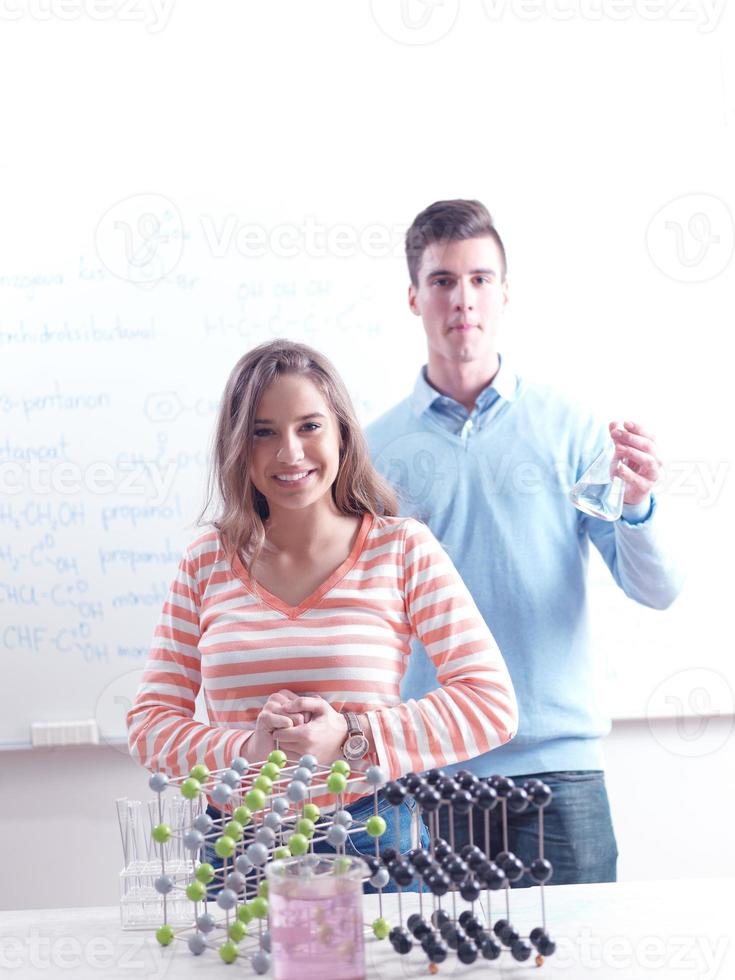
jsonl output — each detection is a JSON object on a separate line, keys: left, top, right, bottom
{"left": 231, "top": 512, "right": 374, "bottom": 619}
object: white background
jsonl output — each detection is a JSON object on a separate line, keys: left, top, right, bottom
{"left": 0, "top": 0, "right": 734, "bottom": 903}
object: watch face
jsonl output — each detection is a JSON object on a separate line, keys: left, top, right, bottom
{"left": 343, "top": 733, "right": 369, "bottom": 761}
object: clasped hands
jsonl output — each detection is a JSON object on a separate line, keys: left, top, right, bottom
{"left": 248, "top": 689, "right": 348, "bottom": 764}
{"left": 609, "top": 420, "right": 662, "bottom": 507}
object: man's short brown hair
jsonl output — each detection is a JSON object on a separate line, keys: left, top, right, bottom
{"left": 405, "top": 199, "right": 507, "bottom": 287}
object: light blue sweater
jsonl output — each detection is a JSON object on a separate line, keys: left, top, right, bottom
{"left": 365, "top": 360, "right": 683, "bottom": 776}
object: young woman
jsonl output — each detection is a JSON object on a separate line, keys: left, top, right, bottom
{"left": 127, "top": 340, "right": 517, "bottom": 871}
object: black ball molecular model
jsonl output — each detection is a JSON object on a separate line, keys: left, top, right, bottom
{"left": 371, "top": 769, "right": 557, "bottom": 972}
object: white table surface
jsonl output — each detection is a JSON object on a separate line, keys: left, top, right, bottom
{"left": 2, "top": 878, "right": 733, "bottom": 979}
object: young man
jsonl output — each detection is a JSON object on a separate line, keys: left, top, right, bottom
{"left": 365, "top": 199, "right": 683, "bottom": 885}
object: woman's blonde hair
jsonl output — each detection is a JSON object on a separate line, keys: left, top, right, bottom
{"left": 200, "top": 339, "right": 398, "bottom": 571}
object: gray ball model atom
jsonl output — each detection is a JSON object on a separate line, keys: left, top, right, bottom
{"left": 370, "top": 868, "right": 390, "bottom": 889}
{"left": 263, "top": 811, "right": 282, "bottom": 830}
{"left": 225, "top": 871, "right": 246, "bottom": 892}
{"left": 183, "top": 829, "right": 204, "bottom": 852}
{"left": 148, "top": 772, "right": 169, "bottom": 793}
{"left": 301, "top": 853, "right": 321, "bottom": 874}
{"left": 326, "top": 824, "right": 348, "bottom": 847}
{"left": 286, "top": 780, "right": 308, "bottom": 803}
{"left": 220, "top": 768, "right": 241, "bottom": 788}
{"left": 253, "top": 950, "right": 271, "bottom": 975}
{"left": 299, "top": 754, "right": 318, "bottom": 770}
{"left": 235, "top": 854, "right": 252, "bottom": 874}
{"left": 211, "top": 782, "right": 233, "bottom": 806}
{"left": 216, "top": 887, "right": 238, "bottom": 910}
{"left": 365, "top": 766, "right": 386, "bottom": 787}
{"left": 154, "top": 874, "right": 174, "bottom": 894}
{"left": 333, "top": 809, "right": 352, "bottom": 828}
{"left": 261, "top": 930, "right": 272, "bottom": 953}
{"left": 271, "top": 796, "right": 289, "bottom": 816}
{"left": 188, "top": 933, "right": 207, "bottom": 955}
{"left": 246, "top": 842, "right": 269, "bottom": 866}
{"left": 292, "top": 766, "right": 312, "bottom": 784}
{"left": 255, "top": 826, "right": 276, "bottom": 847}
{"left": 193, "top": 813, "right": 213, "bottom": 834}
{"left": 196, "top": 912, "right": 216, "bottom": 933}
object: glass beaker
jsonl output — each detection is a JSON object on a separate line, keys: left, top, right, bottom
{"left": 569, "top": 442, "right": 624, "bottom": 522}
{"left": 267, "top": 855, "right": 367, "bottom": 980}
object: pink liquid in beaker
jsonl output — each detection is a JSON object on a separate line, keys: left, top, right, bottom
{"left": 268, "top": 857, "right": 366, "bottom": 980}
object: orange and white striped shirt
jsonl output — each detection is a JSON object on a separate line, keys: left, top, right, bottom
{"left": 127, "top": 514, "right": 517, "bottom": 795}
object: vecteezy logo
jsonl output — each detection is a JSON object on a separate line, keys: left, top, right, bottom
{"left": 370, "top": 0, "right": 459, "bottom": 45}
{"left": 373, "top": 432, "right": 461, "bottom": 522}
{"left": 95, "top": 193, "right": 184, "bottom": 285}
{"left": 646, "top": 193, "right": 734, "bottom": 283}
{"left": 144, "top": 391, "right": 184, "bottom": 423}
{"left": 646, "top": 667, "right": 734, "bottom": 758}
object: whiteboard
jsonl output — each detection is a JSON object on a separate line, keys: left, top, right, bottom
{"left": 2, "top": 3, "right": 734, "bottom": 748}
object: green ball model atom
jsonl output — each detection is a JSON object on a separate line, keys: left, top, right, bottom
{"left": 224, "top": 819, "right": 243, "bottom": 840}
{"left": 195, "top": 863, "right": 215, "bottom": 884}
{"left": 245, "top": 788, "right": 266, "bottom": 811}
{"left": 302, "top": 802, "right": 320, "bottom": 821}
{"left": 273, "top": 846, "right": 290, "bottom": 860}
{"left": 296, "top": 817, "right": 315, "bottom": 838}
{"left": 156, "top": 924, "right": 175, "bottom": 946}
{"left": 249, "top": 896, "right": 268, "bottom": 919}
{"left": 219, "top": 940, "right": 239, "bottom": 964}
{"left": 260, "top": 761, "right": 281, "bottom": 780}
{"left": 268, "top": 749, "right": 287, "bottom": 766}
{"left": 253, "top": 774, "right": 273, "bottom": 794}
{"left": 232, "top": 805, "right": 251, "bottom": 826}
{"left": 326, "top": 772, "right": 347, "bottom": 794}
{"left": 229, "top": 920, "right": 247, "bottom": 942}
{"left": 330, "top": 759, "right": 351, "bottom": 777}
{"left": 214, "top": 835, "right": 236, "bottom": 858}
{"left": 186, "top": 880, "right": 206, "bottom": 902}
{"left": 373, "top": 917, "right": 390, "bottom": 940}
{"left": 151, "top": 823, "right": 171, "bottom": 844}
{"left": 180, "top": 777, "right": 201, "bottom": 800}
{"left": 288, "top": 832, "right": 309, "bottom": 856}
{"left": 365, "top": 815, "right": 387, "bottom": 838}
{"left": 237, "top": 904, "right": 254, "bottom": 924}
{"left": 189, "top": 763, "right": 210, "bottom": 783}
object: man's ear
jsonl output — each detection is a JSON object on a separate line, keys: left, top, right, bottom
{"left": 501, "top": 275, "right": 510, "bottom": 308}
{"left": 408, "top": 283, "right": 421, "bottom": 316}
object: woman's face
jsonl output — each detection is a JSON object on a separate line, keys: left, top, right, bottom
{"left": 249, "top": 374, "right": 342, "bottom": 516}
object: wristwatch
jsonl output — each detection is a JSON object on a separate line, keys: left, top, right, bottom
{"left": 341, "top": 711, "right": 370, "bottom": 762}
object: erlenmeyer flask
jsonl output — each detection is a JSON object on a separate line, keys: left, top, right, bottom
{"left": 569, "top": 443, "right": 624, "bottom": 521}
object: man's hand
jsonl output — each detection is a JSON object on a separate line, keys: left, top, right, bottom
{"left": 275, "top": 697, "right": 349, "bottom": 765}
{"left": 609, "top": 420, "right": 662, "bottom": 506}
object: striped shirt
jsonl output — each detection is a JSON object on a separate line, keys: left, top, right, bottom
{"left": 127, "top": 513, "right": 517, "bottom": 802}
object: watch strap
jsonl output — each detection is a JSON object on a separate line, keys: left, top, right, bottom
{"left": 344, "top": 710, "right": 362, "bottom": 736}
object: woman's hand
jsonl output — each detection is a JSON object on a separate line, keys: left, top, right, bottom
{"left": 275, "top": 696, "right": 349, "bottom": 765}
{"left": 248, "top": 689, "right": 311, "bottom": 762}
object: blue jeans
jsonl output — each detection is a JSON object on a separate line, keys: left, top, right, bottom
{"left": 204, "top": 791, "right": 429, "bottom": 896}
{"left": 314, "top": 791, "right": 429, "bottom": 893}
{"left": 437, "top": 771, "right": 618, "bottom": 886}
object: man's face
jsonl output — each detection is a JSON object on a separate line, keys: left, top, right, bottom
{"left": 409, "top": 236, "right": 509, "bottom": 369}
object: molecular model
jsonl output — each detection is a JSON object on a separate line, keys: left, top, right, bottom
{"left": 143, "top": 751, "right": 557, "bottom": 974}
{"left": 375, "top": 768, "right": 557, "bottom": 970}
